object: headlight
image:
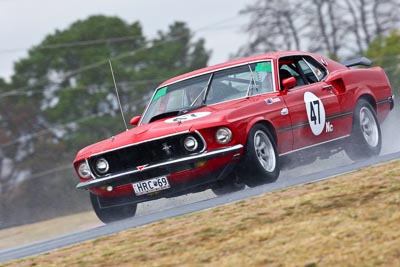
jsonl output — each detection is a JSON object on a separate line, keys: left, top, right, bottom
{"left": 78, "top": 162, "right": 91, "bottom": 178}
{"left": 216, "top": 127, "right": 232, "bottom": 144}
{"left": 96, "top": 158, "right": 109, "bottom": 174}
{"left": 183, "top": 136, "right": 198, "bottom": 152}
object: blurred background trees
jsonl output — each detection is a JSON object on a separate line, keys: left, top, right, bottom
{"left": 0, "top": 15, "right": 210, "bottom": 227}
{"left": 238, "top": 0, "right": 400, "bottom": 59}
{"left": 238, "top": 0, "right": 400, "bottom": 95}
{"left": 365, "top": 30, "right": 400, "bottom": 96}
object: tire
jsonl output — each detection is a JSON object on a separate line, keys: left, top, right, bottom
{"left": 211, "top": 178, "right": 246, "bottom": 196}
{"left": 90, "top": 193, "right": 137, "bottom": 224}
{"left": 238, "top": 124, "right": 280, "bottom": 187}
{"left": 345, "top": 99, "right": 382, "bottom": 160}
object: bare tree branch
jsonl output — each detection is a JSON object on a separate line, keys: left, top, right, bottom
{"left": 343, "top": 0, "right": 364, "bottom": 55}
{"left": 238, "top": 0, "right": 399, "bottom": 58}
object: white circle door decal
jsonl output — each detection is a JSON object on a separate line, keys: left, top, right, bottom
{"left": 304, "top": 92, "right": 326, "bottom": 136}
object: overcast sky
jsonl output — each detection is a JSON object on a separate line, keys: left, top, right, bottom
{"left": 0, "top": 0, "right": 251, "bottom": 81}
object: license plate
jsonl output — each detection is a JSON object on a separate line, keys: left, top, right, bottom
{"left": 132, "top": 176, "right": 170, "bottom": 196}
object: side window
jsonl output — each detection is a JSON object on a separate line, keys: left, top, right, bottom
{"left": 298, "top": 59, "right": 318, "bottom": 83}
{"left": 300, "top": 56, "right": 327, "bottom": 82}
{"left": 279, "top": 56, "right": 328, "bottom": 90}
{"left": 280, "top": 64, "right": 301, "bottom": 81}
{"left": 278, "top": 59, "right": 304, "bottom": 90}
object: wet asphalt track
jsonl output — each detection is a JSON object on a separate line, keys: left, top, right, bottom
{"left": 1, "top": 115, "right": 400, "bottom": 262}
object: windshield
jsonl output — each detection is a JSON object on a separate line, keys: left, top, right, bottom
{"left": 140, "top": 61, "right": 274, "bottom": 124}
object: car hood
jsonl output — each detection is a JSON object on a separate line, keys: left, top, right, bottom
{"left": 74, "top": 101, "right": 246, "bottom": 161}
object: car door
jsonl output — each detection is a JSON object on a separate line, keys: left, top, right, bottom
{"left": 279, "top": 56, "right": 343, "bottom": 151}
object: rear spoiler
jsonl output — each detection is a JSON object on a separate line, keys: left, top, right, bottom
{"left": 342, "top": 57, "right": 372, "bottom": 67}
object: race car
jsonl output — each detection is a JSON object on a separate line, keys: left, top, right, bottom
{"left": 73, "top": 51, "right": 394, "bottom": 223}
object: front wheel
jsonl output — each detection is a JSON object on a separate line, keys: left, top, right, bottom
{"left": 345, "top": 99, "right": 382, "bottom": 160}
{"left": 238, "top": 124, "right": 280, "bottom": 187}
{"left": 211, "top": 176, "right": 246, "bottom": 196}
{"left": 90, "top": 193, "right": 137, "bottom": 224}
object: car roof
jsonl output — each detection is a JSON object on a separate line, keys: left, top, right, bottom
{"left": 157, "top": 50, "right": 309, "bottom": 88}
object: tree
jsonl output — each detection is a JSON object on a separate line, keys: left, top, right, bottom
{"left": 0, "top": 16, "right": 146, "bottom": 194}
{"left": 238, "top": 0, "right": 304, "bottom": 55}
{"left": 238, "top": 0, "right": 400, "bottom": 59}
{"left": 365, "top": 30, "right": 400, "bottom": 97}
{"left": 0, "top": 15, "right": 210, "bottom": 196}
{"left": 342, "top": 0, "right": 400, "bottom": 55}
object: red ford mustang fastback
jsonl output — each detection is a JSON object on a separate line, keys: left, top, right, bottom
{"left": 73, "top": 51, "right": 394, "bottom": 223}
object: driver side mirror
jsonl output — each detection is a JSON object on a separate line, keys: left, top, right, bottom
{"left": 130, "top": 116, "right": 141, "bottom": 126}
{"left": 282, "top": 77, "right": 297, "bottom": 91}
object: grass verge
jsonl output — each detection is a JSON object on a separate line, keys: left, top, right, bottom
{"left": 2, "top": 159, "right": 400, "bottom": 267}
{"left": 0, "top": 212, "right": 101, "bottom": 250}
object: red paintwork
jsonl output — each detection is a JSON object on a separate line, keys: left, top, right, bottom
{"left": 73, "top": 51, "right": 393, "bottom": 199}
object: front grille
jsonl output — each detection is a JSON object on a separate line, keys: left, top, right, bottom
{"left": 88, "top": 132, "right": 205, "bottom": 178}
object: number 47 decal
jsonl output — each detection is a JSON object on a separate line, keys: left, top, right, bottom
{"left": 304, "top": 92, "right": 326, "bottom": 135}
{"left": 309, "top": 100, "right": 321, "bottom": 125}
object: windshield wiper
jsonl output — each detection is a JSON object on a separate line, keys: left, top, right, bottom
{"left": 177, "top": 103, "right": 206, "bottom": 116}
{"left": 149, "top": 105, "right": 207, "bottom": 122}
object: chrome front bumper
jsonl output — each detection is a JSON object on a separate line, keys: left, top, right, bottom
{"left": 76, "top": 144, "right": 243, "bottom": 190}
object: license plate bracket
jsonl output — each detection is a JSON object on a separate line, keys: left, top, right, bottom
{"left": 132, "top": 176, "right": 170, "bottom": 196}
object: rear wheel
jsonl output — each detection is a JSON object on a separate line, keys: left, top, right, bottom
{"left": 238, "top": 124, "right": 280, "bottom": 187}
{"left": 90, "top": 193, "right": 137, "bottom": 224}
{"left": 345, "top": 99, "right": 381, "bottom": 160}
